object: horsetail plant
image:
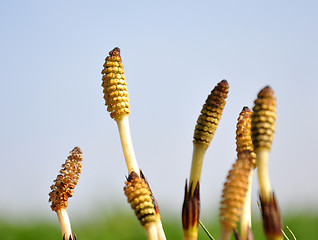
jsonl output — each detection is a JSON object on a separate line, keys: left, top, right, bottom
{"left": 101, "top": 47, "right": 166, "bottom": 240}
{"left": 251, "top": 86, "right": 283, "bottom": 240}
{"left": 101, "top": 47, "right": 139, "bottom": 175}
{"left": 236, "top": 107, "right": 256, "bottom": 240}
{"left": 182, "top": 80, "right": 229, "bottom": 240}
{"left": 219, "top": 150, "right": 254, "bottom": 240}
{"left": 49, "top": 147, "right": 82, "bottom": 240}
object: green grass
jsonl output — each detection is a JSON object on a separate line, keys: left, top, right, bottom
{"left": 1, "top": 212, "right": 318, "bottom": 239}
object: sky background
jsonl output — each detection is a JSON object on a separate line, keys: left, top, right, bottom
{"left": 1, "top": 0, "right": 318, "bottom": 223}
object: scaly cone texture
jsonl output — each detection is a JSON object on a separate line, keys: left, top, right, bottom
{"left": 251, "top": 86, "right": 283, "bottom": 240}
{"left": 101, "top": 47, "right": 130, "bottom": 120}
{"left": 219, "top": 150, "right": 253, "bottom": 240}
{"left": 124, "top": 170, "right": 166, "bottom": 240}
{"left": 236, "top": 107, "right": 255, "bottom": 240}
{"left": 49, "top": 147, "right": 82, "bottom": 240}
{"left": 183, "top": 80, "right": 229, "bottom": 240}
{"left": 49, "top": 147, "right": 83, "bottom": 211}
{"left": 193, "top": 79, "right": 229, "bottom": 147}
{"left": 251, "top": 86, "right": 276, "bottom": 151}
{"left": 236, "top": 107, "right": 256, "bottom": 166}
{"left": 124, "top": 171, "right": 159, "bottom": 225}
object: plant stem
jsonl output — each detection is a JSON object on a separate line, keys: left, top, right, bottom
{"left": 143, "top": 223, "right": 159, "bottom": 240}
{"left": 183, "top": 235, "right": 197, "bottom": 240}
{"left": 189, "top": 143, "right": 207, "bottom": 193}
{"left": 256, "top": 149, "right": 271, "bottom": 201}
{"left": 116, "top": 115, "right": 139, "bottom": 175}
{"left": 240, "top": 171, "right": 254, "bottom": 240}
{"left": 56, "top": 208, "right": 72, "bottom": 239}
{"left": 156, "top": 221, "right": 167, "bottom": 240}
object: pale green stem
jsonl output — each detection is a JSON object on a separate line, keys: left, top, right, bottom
{"left": 116, "top": 115, "right": 139, "bottom": 176}
{"left": 57, "top": 208, "right": 72, "bottom": 239}
{"left": 143, "top": 222, "right": 159, "bottom": 240}
{"left": 156, "top": 221, "right": 167, "bottom": 240}
{"left": 189, "top": 143, "right": 208, "bottom": 193}
{"left": 256, "top": 149, "right": 272, "bottom": 201}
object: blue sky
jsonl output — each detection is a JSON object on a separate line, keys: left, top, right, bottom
{"left": 1, "top": 1, "right": 318, "bottom": 221}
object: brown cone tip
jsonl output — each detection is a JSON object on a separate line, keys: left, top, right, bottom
{"left": 242, "top": 106, "right": 250, "bottom": 111}
{"left": 110, "top": 47, "right": 120, "bottom": 55}
{"left": 124, "top": 171, "right": 158, "bottom": 225}
{"left": 182, "top": 180, "right": 200, "bottom": 230}
{"left": 193, "top": 79, "right": 229, "bottom": 147}
{"left": 257, "top": 86, "right": 274, "bottom": 98}
{"left": 49, "top": 147, "right": 83, "bottom": 212}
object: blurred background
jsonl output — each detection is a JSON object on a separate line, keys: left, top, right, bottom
{"left": 1, "top": 0, "right": 318, "bottom": 239}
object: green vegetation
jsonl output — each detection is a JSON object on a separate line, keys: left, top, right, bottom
{"left": 1, "top": 212, "right": 317, "bottom": 240}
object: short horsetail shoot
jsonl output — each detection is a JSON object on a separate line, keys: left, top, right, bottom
{"left": 252, "top": 86, "right": 283, "bottom": 240}
{"left": 101, "top": 47, "right": 166, "bottom": 240}
{"left": 182, "top": 80, "right": 229, "bottom": 240}
{"left": 49, "top": 147, "right": 82, "bottom": 240}
{"left": 236, "top": 107, "right": 256, "bottom": 240}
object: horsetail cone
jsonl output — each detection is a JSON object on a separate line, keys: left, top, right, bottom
{"left": 101, "top": 47, "right": 130, "bottom": 120}
{"left": 251, "top": 86, "right": 276, "bottom": 151}
{"left": 49, "top": 147, "right": 83, "bottom": 211}
{"left": 193, "top": 79, "right": 229, "bottom": 147}
{"left": 124, "top": 171, "right": 159, "bottom": 225}
{"left": 124, "top": 171, "right": 166, "bottom": 240}
{"left": 236, "top": 107, "right": 256, "bottom": 168}
{"left": 220, "top": 150, "right": 253, "bottom": 239}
